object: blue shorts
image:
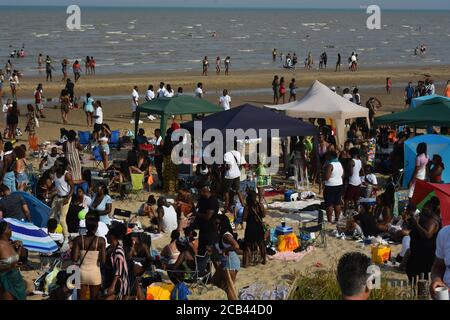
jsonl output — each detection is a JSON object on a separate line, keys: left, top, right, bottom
{"left": 16, "top": 172, "right": 29, "bottom": 184}
{"left": 220, "top": 251, "right": 241, "bottom": 271}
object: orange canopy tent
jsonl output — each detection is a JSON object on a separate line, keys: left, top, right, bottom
{"left": 411, "top": 180, "right": 450, "bottom": 226}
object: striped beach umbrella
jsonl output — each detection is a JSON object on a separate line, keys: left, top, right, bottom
{"left": 3, "top": 218, "right": 59, "bottom": 254}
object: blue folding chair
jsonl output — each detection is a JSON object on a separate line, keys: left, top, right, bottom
{"left": 78, "top": 131, "right": 92, "bottom": 147}
{"left": 92, "top": 146, "right": 113, "bottom": 168}
{"left": 110, "top": 130, "right": 120, "bottom": 149}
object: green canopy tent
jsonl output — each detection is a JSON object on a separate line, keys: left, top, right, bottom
{"left": 134, "top": 95, "right": 222, "bottom": 138}
{"left": 375, "top": 98, "right": 450, "bottom": 127}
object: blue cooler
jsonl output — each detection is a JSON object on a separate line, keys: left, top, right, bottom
{"left": 275, "top": 224, "right": 293, "bottom": 236}
{"left": 284, "top": 190, "right": 295, "bottom": 202}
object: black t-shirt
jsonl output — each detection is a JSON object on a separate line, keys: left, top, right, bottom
{"left": 354, "top": 212, "right": 379, "bottom": 237}
{"left": 194, "top": 196, "right": 220, "bottom": 252}
{"left": 65, "top": 82, "right": 74, "bottom": 95}
{"left": 0, "top": 194, "right": 27, "bottom": 220}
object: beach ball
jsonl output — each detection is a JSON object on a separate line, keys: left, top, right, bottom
{"left": 78, "top": 208, "right": 88, "bottom": 220}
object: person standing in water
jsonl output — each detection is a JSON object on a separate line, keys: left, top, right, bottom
{"left": 202, "top": 56, "right": 209, "bottom": 76}
{"left": 272, "top": 48, "right": 277, "bottom": 62}
{"left": 61, "top": 58, "right": 69, "bottom": 82}
{"left": 216, "top": 56, "right": 221, "bottom": 75}
{"left": 45, "top": 56, "right": 53, "bottom": 82}
{"left": 37, "top": 53, "right": 43, "bottom": 72}
{"left": 336, "top": 53, "right": 341, "bottom": 72}
{"left": 224, "top": 56, "right": 231, "bottom": 75}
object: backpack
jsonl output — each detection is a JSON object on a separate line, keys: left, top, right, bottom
{"left": 171, "top": 282, "right": 191, "bottom": 300}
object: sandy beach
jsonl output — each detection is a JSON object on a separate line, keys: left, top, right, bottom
{"left": 7, "top": 64, "right": 438, "bottom": 300}
{"left": 4, "top": 64, "right": 450, "bottom": 146}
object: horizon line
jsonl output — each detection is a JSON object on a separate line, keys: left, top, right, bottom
{"left": 0, "top": 4, "right": 449, "bottom": 11}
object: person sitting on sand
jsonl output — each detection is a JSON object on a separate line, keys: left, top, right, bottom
{"left": 0, "top": 221, "right": 27, "bottom": 300}
{"left": 175, "top": 184, "right": 195, "bottom": 218}
{"left": 156, "top": 197, "right": 178, "bottom": 234}
{"left": 160, "top": 230, "right": 181, "bottom": 267}
{"left": 139, "top": 195, "right": 157, "bottom": 219}
{"left": 166, "top": 238, "right": 196, "bottom": 285}
{"left": 337, "top": 252, "right": 373, "bottom": 300}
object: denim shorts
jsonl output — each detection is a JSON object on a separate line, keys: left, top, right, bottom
{"left": 220, "top": 251, "right": 241, "bottom": 271}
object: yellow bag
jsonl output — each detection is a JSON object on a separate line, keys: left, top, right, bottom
{"left": 371, "top": 245, "right": 391, "bottom": 264}
{"left": 146, "top": 282, "right": 175, "bottom": 300}
{"left": 277, "top": 233, "right": 299, "bottom": 252}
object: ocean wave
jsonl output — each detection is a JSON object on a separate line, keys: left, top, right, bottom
{"left": 238, "top": 49, "right": 255, "bottom": 52}
{"left": 105, "top": 41, "right": 120, "bottom": 44}
{"left": 184, "top": 26, "right": 193, "bottom": 29}
{"left": 125, "top": 38, "right": 134, "bottom": 41}
{"left": 187, "top": 60, "right": 201, "bottom": 63}
{"left": 121, "top": 62, "right": 135, "bottom": 66}
{"left": 96, "top": 63, "right": 116, "bottom": 67}
{"left": 106, "top": 31, "right": 128, "bottom": 35}
{"left": 35, "top": 33, "right": 49, "bottom": 37}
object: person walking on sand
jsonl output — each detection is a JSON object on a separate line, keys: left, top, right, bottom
{"left": 9, "top": 72, "right": 19, "bottom": 101}
{"left": 83, "top": 93, "right": 94, "bottom": 127}
{"left": 289, "top": 78, "right": 297, "bottom": 102}
{"left": 130, "top": 86, "right": 142, "bottom": 124}
{"left": 272, "top": 75, "right": 280, "bottom": 104}
{"left": 224, "top": 56, "right": 231, "bottom": 75}
{"left": 279, "top": 77, "right": 286, "bottom": 104}
{"left": 202, "top": 56, "right": 209, "bottom": 76}
{"left": 386, "top": 77, "right": 392, "bottom": 94}
{"left": 219, "top": 89, "right": 231, "bottom": 111}
{"left": 73, "top": 60, "right": 82, "bottom": 82}
{"left": 34, "top": 83, "right": 45, "bottom": 118}
{"left": 195, "top": 82, "right": 204, "bottom": 99}
{"left": 216, "top": 56, "right": 221, "bottom": 75}
{"left": 60, "top": 89, "right": 70, "bottom": 125}
{"left": 37, "top": 53, "right": 43, "bottom": 71}
{"left": 5, "top": 60, "right": 12, "bottom": 77}
{"left": 405, "top": 82, "right": 415, "bottom": 108}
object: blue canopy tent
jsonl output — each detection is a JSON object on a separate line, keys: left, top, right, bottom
{"left": 403, "top": 134, "right": 450, "bottom": 188}
{"left": 410, "top": 95, "right": 450, "bottom": 108}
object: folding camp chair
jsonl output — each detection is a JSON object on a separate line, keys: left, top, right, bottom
{"left": 109, "top": 130, "right": 120, "bottom": 149}
{"left": 78, "top": 131, "right": 91, "bottom": 148}
{"left": 298, "top": 209, "right": 327, "bottom": 248}
{"left": 165, "top": 254, "right": 213, "bottom": 293}
{"left": 129, "top": 173, "right": 145, "bottom": 201}
{"left": 92, "top": 146, "right": 112, "bottom": 169}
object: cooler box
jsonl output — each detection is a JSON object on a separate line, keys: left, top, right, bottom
{"left": 371, "top": 245, "right": 391, "bottom": 264}
{"left": 284, "top": 190, "right": 298, "bottom": 202}
{"left": 275, "top": 225, "right": 293, "bottom": 236}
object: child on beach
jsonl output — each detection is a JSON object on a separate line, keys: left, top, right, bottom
{"left": 386, "top": 77, "right": 392, "bottom": 94}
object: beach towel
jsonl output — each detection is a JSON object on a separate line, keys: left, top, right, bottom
{"left": 171, "top": 282, "right": 191, "bottom": 300}
{"left": 268, "top": 246, "right": 314, "bottom": 262}
{"left": 268, "top": 199, "right": 321, "bottom": 212}
{"left": 0, "top": 269, "right": 26, "bottom": 300}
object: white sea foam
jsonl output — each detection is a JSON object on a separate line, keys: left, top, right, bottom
{"left": 121, "top": 62, "right": 135, "bottom": 66}
{"left": 238, "top": 49, "right": 255, "bottom": 52}
{"left": 184, "top": 26, "right": 193, "bottom": 29}
{"left": 106, "top": 41, "right": 120, "bottom": 44}
{"left": 35, "top": 34, "right": 49, "bottom": 37}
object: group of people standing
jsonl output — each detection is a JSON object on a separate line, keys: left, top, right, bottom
{"left": 202, "top": 56, "right": 231, "bottom": 76}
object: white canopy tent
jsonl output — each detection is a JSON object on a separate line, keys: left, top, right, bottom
{"left": 266, "top": 80, "right": 370, "bottom": 147}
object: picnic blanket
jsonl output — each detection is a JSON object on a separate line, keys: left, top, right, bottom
{"left": 268, "top": 199, "right": 322, "bottom": 212}
{"left": 268, "top": 246, "right": 315, "bottom": 262}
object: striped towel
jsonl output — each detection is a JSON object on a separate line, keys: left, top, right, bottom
{"left": 3, "top": 218, "right": 59, "bottom": 254}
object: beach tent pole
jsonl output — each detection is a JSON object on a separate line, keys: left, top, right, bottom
{"left": 134, "top": 111, "right": 140, "bottom": 138}
{"left": 160, "top": 114, "right": 168, "bottom": 139}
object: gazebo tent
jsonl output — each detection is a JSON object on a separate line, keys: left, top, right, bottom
{"left": 265, "top": 80, "right": 370, "bottom": 147}
{"left": 134, "top": 95, "right": 222, "bottom": 137}
{"left": 375, "top": 98, "right": 450, "bottom": 127}
{"left": 412, "top": 180, "right": 450, "bottom": 226}
{"left": 410, "top": 95, "right": 450, "bottom": 108}
{"left": 181, "top": 103, "right": 318, "bottom": 137}
{"left": 403, "top": 134, "right": 450, "bottom": 188}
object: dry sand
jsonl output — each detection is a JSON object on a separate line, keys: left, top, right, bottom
{"left": 10, "top": 64, "right": 442, "bottom": 300}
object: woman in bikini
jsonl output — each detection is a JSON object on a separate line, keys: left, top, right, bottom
{"left": 14, "top": 146, "right": 28, "bottom": 191}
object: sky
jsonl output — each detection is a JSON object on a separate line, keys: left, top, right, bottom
{"left": 0, "top": 0, "right": 449, "bottom": 10}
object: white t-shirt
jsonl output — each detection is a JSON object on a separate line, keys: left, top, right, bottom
{"left": 219, "top": 95, "right": 231, "bottom": 111}
{"left": 157, "top": 87, "right": 167, "bottom": 98}
{"left": 162, "top": 205, "right": 178, "bottom": 234}
{"left": 224, "top": 150, "right": 242, "bottom": 180}
{"left": 343, "top": 93, "right": 353, "bottom": 101}
{"left": 195, "top": 87, "right": 203, "bottom": 98}
{"left": 325, "top": 162, "right": 344, "bottom": 187}
{"left": 94, "top": 107, "right": 103, "bottom": 124}
{"left": 131, "top": 89, "right": 139, "bottom": 110}
{"left": 436, "top": 226, "right": 450, "bottom": 287}
{"left": 145, "top": 90, "right": 155, "bottom": 101}
{"left": 364, "top": 173, "right": 378, "bottom": 185}
{"left": 164, "top": 90, "right": 174, "bottom": 98}
{"left": 351, "top": 55, "right": 357, "bottom": 62}
{"left": 349, "top": 159, "right": 362, "bottom": 186}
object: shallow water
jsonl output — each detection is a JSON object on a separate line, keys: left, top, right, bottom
{"left": 1, "top": 7, "right": 449, "bottom": 74}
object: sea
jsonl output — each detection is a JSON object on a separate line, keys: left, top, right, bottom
{"left": 1, "top": 6, "right": 450, "bottom": 75}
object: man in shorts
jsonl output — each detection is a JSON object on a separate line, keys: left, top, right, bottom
{"left": 404, "top": 82, "right": 415, "bottom": 108}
